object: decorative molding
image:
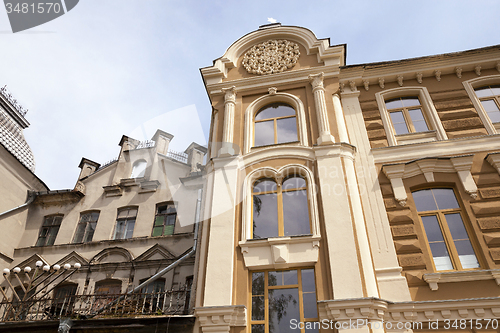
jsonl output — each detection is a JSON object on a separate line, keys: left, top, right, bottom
{"left": 382, "top": 156, "right": 479, "bottom": 204}
{"left": 455, "top": 67, "right": 462, "bottom": 78}
{"left": 221, "top": 86, "right": 236, "bottom": 104}
{"left": 423, "top": 269, "right": 500, "bottom": 291}
{"left": 268, "top": 87, "right": 277, "bottom": 95}
{"left": 309, "top": 72, "right": 324, "bottom": 90}
{"left": 416, "top": 72, "right": 423, "bottom": 84}
{"left": 339, "top": 82, "right": 345, "bottom": 93}
{"left": 434, "top": 70, "right": 441, "bottom": 81}
{"left": 397, "top": 75, "right": 404, "bottom": 87}
{"left": 242, "top": 39, "right": 300, "bottom": 75}
{"left": 349, "top": 80, "right": 357, "bottom": 92}
{"left": 450, "top": 155, "right": 478, "bottom": 199}
{"left": 363, "top": 80, "right": 370, "bottom": 91}
{"left": 486, "top": 152, "right": 500, "bottom": 175}
{"left": 239, "top": 236, "right": 321, "bottom": 269}
{"left": 195, "top": 305, "right": 247, "bottom": 332}
{"left": 378, "top": 77, "right": 385, "bottom": 89}
{"left": 318, "top": 297, "right": 500, "bottom": 324}
{"left": 475, "top": 65, "right": 482, "bottom": 76}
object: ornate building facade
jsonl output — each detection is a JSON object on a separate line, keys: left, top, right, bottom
{"left": 194, "top": 24, "right": 500, "bottom": 333}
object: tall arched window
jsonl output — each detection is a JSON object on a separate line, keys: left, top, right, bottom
{"left": 412, "top": 188, "right": 479, "bottom": 271}
{"left": 254, "top": 103, "right": 298, "bottom": 147}
{"left": 252, "top": 175, "right": 310, "bottom": 239}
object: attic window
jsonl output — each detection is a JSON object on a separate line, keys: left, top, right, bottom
{"left": 131, "top": 160, "right": 146, "bottom": 178}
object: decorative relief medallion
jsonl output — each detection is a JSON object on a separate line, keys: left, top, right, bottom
{"left": 242, "top": 40, "right": 300, "bottom": 75}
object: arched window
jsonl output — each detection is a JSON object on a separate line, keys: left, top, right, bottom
{"left": 252, "top": 175, "right": 310, "bottom": 239}
{"left": 386, "top": 97, "right": 429, "bottom": 135}
{"left": 474, "top": 85, "right": 500, "bottom": 124}
{"left": 95, "top": 279, "right": 122, "bottom": 295}
{"left": 412, "top": 188, "right": 479, "bottom": 271}
{"left": 130, "top": 159, "right": 147, "bottom": 178}
{"left": 254, "top": 103, "right": 298, "bottom": 147}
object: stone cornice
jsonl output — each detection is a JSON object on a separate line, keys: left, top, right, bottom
{"left": 319, "top": 297, "right": 500, "bottom": 323}
{"left": 340, "top": 47, "right": 500, "bottom": 89}
{"left": 372, "top": 135, "right": 500, "bottom": 165}
{"left": 423, "top": 269, "right": 500, "bottom": 291}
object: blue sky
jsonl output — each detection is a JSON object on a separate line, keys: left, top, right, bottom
{"left": 1, "top": 0, "right": 499, "bottom": 189}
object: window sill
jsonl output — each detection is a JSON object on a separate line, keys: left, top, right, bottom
{"left": 423, "top": 268, "right": 500, "bottom": 291}
{"left": 239, "top": 235, "right": 320, "bottom": 269}
{"left": 395, "top": 130, "right": 437, "bottom": 145}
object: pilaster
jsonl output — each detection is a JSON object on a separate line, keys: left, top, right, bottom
{"left": 309, "top": 73, "right": 335, "bottom": 145}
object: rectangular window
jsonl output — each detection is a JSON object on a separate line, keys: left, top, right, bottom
{"left": 113, "top": 208, "right": 137, "bottom": 240}
{"left": 152, "top": 203, "right": 176, "bottom": 236}
{"left": 475, "top": 85, "right": 500, "bottom": 123}
{"left": 35, "top": 215, "right": 62, "bottom": 247}
{"left": 73, "top": 211, "right": 99, "bottom": 243}
{"left": 250, "top": 268, "right": 318, "bottom": 333}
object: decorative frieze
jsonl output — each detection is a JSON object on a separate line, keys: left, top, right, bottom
{"left": 195, "top": 305, "right": 246, "bottom": 333}
{"left": 242, "top": 39, "right": 300, "bottom": 75}
{"left": 318, "top": 297, "right": 500, "bottom": 325}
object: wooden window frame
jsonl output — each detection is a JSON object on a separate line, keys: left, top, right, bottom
{"left": 73, "top": 211, "right": 99, "bottom": 244}
{"left": 113, "top": 207, "right": 137, "bottom": 240}
{"left": 253, "top": 103, "right": 299, "bottom": 148}
{"left": 386, "top": 97, "right": 430, "bottom": 135}
{"left": 152, "top": 203, "right": 177, "bottom": 237}
{"left": 35, "top": 215, "right": 63, "bottom": 247}
{"left": 251, "top": 176, "right": 310, "bottom": 239}
{"left": 249, "top": 268, "right": 318, "bottom": 333}
{"left": 413, "top": 188, "right": 481, "bottom": 272}
{"left": 475, "top": 85, "right": 500, "bottom": 123}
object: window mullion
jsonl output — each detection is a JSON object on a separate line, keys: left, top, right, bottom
{"left": 438, "top": 211, "right": 462, "bottom": 270}
{"left": 277, "top": 185, "right": 284, "bottom": 237}
{"left": 274, "top": 119, "right": 278, "bottom": 144}
{"left": 297, "top": 269, "right": 305, "bottom": 332}
{"left": 264, "top": 272, "right": 269, "bottom": 333}
{"left": 403, "top": 108, "right": 416, "bottom": 133}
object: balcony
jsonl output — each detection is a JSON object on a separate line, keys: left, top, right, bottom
{"left": 0, "top": 287, "right": 190, "bottom": 322}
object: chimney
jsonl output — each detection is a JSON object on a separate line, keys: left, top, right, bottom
{"left": 184, "top": 142, "right": 208, "bottom": 173}
{"left": 78, "top": 158, "right": 101, "bottom": 180}
{"left": 118, "top": 135, "right": 140, "bottom": 155}
{"left": 152, "top": 130, "right": 174, "bottom": 155}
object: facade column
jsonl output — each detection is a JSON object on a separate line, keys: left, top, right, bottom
{"left": 219, "top": 86, "right": 237, "bottom": 157}
{"left": 309, "top": 73, "right": 335, "bottom": 145}
{"left": 332, "top": 94, "right": 350, "bottom": 143}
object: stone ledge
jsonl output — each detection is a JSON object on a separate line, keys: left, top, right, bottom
{"left": 195, "top": 305, "right": 246, "bottom": 332}
{"left": 423, "top": 269, "right": 500, "bottom": 291}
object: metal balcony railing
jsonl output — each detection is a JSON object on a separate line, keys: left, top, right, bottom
{"left": 0, "top": 287, "right": 189, "bottom": 322}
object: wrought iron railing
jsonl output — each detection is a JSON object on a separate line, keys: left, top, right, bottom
{"left": 0, "top": 85, "right": 28, "bottom": 117}
{"left": 0, "top": 287, "right": 189, "bottom": 322}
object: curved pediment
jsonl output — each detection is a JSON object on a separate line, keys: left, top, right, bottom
{"left": 201, "top": 25, "right": 345, "bottom": 85}
{"left": 90, "top": 247, "right": 133, "bottom": 264}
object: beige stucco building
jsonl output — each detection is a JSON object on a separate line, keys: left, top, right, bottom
{"left": 194, "top": 24, "right": 500, "bottom": 333}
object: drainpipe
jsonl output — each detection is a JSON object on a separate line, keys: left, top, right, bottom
{"left": 0, "top": 191, "right": 36, "bottom": 218}
{"left": 87, "top": 187, "right": 203, "bottom": 318}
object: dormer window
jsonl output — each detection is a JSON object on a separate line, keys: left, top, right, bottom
{"left": 130, "top": 160, "right": 146, "bottom": 178}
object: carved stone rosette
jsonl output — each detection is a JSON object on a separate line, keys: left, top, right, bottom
{"left": 242, "top": 39, "right": 300, "bottom": 75}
